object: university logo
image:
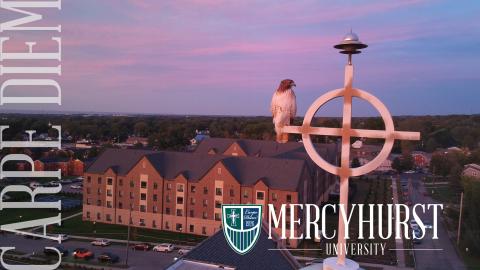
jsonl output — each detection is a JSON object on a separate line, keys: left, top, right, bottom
{"left": 222, "top": 204, "right": 262, "bottom": 255}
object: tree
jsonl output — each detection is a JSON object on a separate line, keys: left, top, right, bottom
{"left": 351, "top": 157, "right": 361, "bottom": 168}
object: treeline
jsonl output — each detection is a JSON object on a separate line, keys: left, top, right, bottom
{"left": 0, "top": 114, "right": 479, "bottom": 152}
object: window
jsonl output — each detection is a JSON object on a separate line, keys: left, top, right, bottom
{"left": 217, "top": 168, "right": 222, "bottom": 174}
{"left": 153, "top": 206, "right": 158, "bottom": 213}
{"left": 203, "top": 212, "right": 207, "bottom": 219}
{"left": 152, "top": 220, "right": 156, "bottom": 228}
{"left": 140, "top": 205, "right": 146, "bottom": 212}
{"left": 166, "top": 195, "right": 171, "bottom": 203}
{"left": 118, "top": 190, "right": 123, "bottom": 197}
{"left": 107, "top": 190, "right": 112, "bottom": 197}
{"left": 97, "top": 200, "right": 101, "bottom": 206}
{"left": 141, "top": 181, "right": 147, "bottom": 189}
{"left": 243, "top": 190, "right": 249, "bottom": 198}
{"left": 106, "top": 201, "right": 112, "bottom": 208}
{"left": 130, "top": 181, "right": 134, "bottom": 188}
{"left": 153, "top": 194, "right": 158, "bottom": 201}
{"left": 202, "top": 226, "right": 206, "bottom": 234}
{"left": 190, "top": 210, "right": 194, "bottom": 217}
{"left": 230, "top": 189, "right": 234, "bottom": 197}
{"left": 86, "top": 198, "right": 91, "bottom": 205}
{"left": 190, "top": 198, "right": 196, "bottom": 205}
{"left": 203, "top": 199, "right": 208, "bottom": 207}
{"left": 215, "top": 188, "right": 222, "bottom": 196}
{"left": 119, "top": 179, "right": 123, "bottom": 186}
{"left": 118, "top": 202, "right": 123, "bottom": 209}
{"left": 167, "top": 183, "right": 172, "bottom": 190}
{"left": 286, "top": 194, "right": 292, "bottom": 203}
{"left": 87, "top": 176, "right": 91, "bottom": 183}
{"left": 176, "top": 223, "right": 183, "bottom": 232}
{"left": 177, "top": 197, "right": 184, "bottom": 204}
{"left": 153, "top": 183, "right": 158, "bottom": 189}
{"left": 97, "top": 177, "right": 102, "bottom": 184}
{"left": 141, "top": 193, "right": 147, "bottom": 200}
{"left": 189, "top": 225, "right": 194, "bottom": 233}
{"left": 256, "top": 191, "right": 265, "bottom": 200}
{"left": 86, "top": 188, "right": 91, "bottom": 194}
{"left": 215, "top": 213, "right": 221, "bottom": 221}
{"left": 215, "top": 201, "right": 221, "bottom": 209}
{"left": 107, "top": 178, "right": 113, "bottom": 185}
{"left": 139, "top": 219, "right": 145, "bottom": 226}
{"left": 97, "top": 189, "right": 101, "bottom": 195}
{"left": 130, "top": 192, "right": 134, "bottom": 199}
{"left": 166, "top": 208, "right": 171, "bottom": 215}
{"left": 272, "top": 192, "right": 278, "bottom": 201}
{"left": 106, "top": 214, "right": 112, "bottom": 221}
{"left": 118, "top": 215, "right": 122, "bottom": 223}
{"left": 176, "top": 209, "right": 183, "bottom": 216}
{"left": 177, "top": 184, "right": 184, "bottom": 192}
{"left": 86, "top": 211, "right": 90, "bottom": 219}
{"left": 165, "top": 221, "right": 170, "bottom": 229}
{"left": 191, "top": 185, "right": 196, "bottom": 193}
{"left": 96, "top": 213, "right": 101, "bottom": 220}
{"left": 203, "top": 187, "right": 208, "bottom": 195}
{"left": 286, "top": 208, "right": 291, "bottom": 217}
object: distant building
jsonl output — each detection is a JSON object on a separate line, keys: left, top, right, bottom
{"left": 191, "top": 129, "right": 211, "bottom": 146}
{"left": 463, "top": 164, "right": 480, "bottom": 179}
{"left": 83, "top": 138, "right": 338, "bottom": 248}
{"left": 411, "top": 151, "right": 431, "bottom": 168}
{"left": 125, "top": 136, "right": 149, "bottom": 147}
{"left": 32, "top": 157, "right": 84, "bottom": 176}
{"left": 167, "top": 225, "right": 300, "bottom": 270}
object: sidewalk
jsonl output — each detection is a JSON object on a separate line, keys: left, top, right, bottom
{"left": 391, "top": 176, "right": 406, "bottom": 268}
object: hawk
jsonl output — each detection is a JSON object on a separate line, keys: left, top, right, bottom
{"left": 271, "top": 79, "right": 297, "bottom": 143}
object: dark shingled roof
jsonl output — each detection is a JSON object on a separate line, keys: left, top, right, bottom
{"left": 86, "top": 148, "right": 155, "bottom": 175}
{"left": 176, "top": 226, "right": 300, "bottom": 270}
{"left": 87, "top": 148, "right": 307, "bottom": 191}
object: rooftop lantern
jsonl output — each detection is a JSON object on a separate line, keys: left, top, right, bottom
{"left": 334, "top": 30, "right": 368, "bottom": 65}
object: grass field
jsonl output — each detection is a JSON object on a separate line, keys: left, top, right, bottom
{"left": 50, "top": 215, "right": 206, "bottom": 245}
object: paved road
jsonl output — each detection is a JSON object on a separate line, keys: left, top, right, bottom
{"left": 0, "top": 234, "right": 178, "bottom": 269}
{"left": 403, "top": 173, "right": 465, "bottom": 270}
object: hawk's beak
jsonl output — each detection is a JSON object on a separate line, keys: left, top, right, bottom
{"left": 292, "top": 83, "right": 296, "bottom": 87}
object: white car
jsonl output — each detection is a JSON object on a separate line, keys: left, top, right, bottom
{"left": 29, "top": 182, "right": 42, "bottom": 189}
{"left": 70, "top": 184, "right": 82, "bottom": 189}
{"left": 178, "top": 248, "right": 191, "bottom": 255}
{"left": 405, "top": 170, "right": 415, "bottom": 174}
{"left": 91, "top": 238, "right": 111, "bottom": 246}
{"left": 49, "top": 180, "right": 61, "bottom": 186}
{"left": 153, "top": 243, "right": 174, "bottom": 252}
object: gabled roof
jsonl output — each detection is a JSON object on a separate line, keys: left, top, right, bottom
{"left": 86, "top": 148, "right": 307, "bottom": 191}
{"left": 85, "top": 148, "right": 155, "bottom": 175}
{"left": 170, "top": 226, "right": 299, "bottom": 270}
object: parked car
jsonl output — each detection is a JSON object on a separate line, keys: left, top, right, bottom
{"left": 49, "top": 180, "right": 61, "bottom": 186}
{"left": 153, "top": 243, "right": 174, "bottom": 252}
{"left": 97, "top": 252, "right": 119, "bottom": 264}
{"left": 132, "top": 243, "right": 151, "bottom": 251}
{"left": 44, "top": 246, "right": 68, "bottom": 257}
{"left": 70, "top": 184, "right": 82, "bottom": 189}
{"left": 29, "top": 182, "right": 42, "bottom": 189}
{"left": 405, "top": 170, "right": 415, "bottom": 174}
{"left": 409, "top": 219, "right": 418, "bottom": 230}
{"left": 73, "top": 248, "right": 94, "bottom": 259}
{"left": 424, "top": 220, "right": 433, "bottom": 229}
{"left": 61, "top": 179, "right": 73, "bottom": 184}
{"left": 91, "top": 238, "right": 111, "bottom": 246}
{"left": 58, "top": 234, "right": 69, "bottom": 242}
{"left": 178, "top": 247, "right": 192, "bottom": 255}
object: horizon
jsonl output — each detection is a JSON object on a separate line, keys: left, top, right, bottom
{"left": 1, "top": 1, "right": 479, "bottom": 116}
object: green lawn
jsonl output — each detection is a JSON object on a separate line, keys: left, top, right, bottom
{"left": 50, "top": 215, "right": 206, "bottom": 246}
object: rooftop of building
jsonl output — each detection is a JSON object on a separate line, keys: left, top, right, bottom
{"left": 168, "top": 226, "right": 299, "bottom": 270}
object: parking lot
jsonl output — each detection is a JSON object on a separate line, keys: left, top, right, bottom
{"left": 0, "top": 234, "right": 180, "bottom": 269}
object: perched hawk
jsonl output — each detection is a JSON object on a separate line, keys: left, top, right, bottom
{"left": 271, "top": 79, "right": 297, "bottom": 143}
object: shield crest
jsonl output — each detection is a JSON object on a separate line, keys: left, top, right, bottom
{"left": 222, "top": 204, "right": 262, "bottom": 255}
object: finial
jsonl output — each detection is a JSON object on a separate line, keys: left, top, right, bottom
{"left": 334, "top": 30, "right": 368, "bottom": 65}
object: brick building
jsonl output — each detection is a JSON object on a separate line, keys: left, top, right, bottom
{"left": 82, "top": 138, "right": 338, "bottom": 247}
{"left": 21, "top": 157, "right": 85, "bottom": 176}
